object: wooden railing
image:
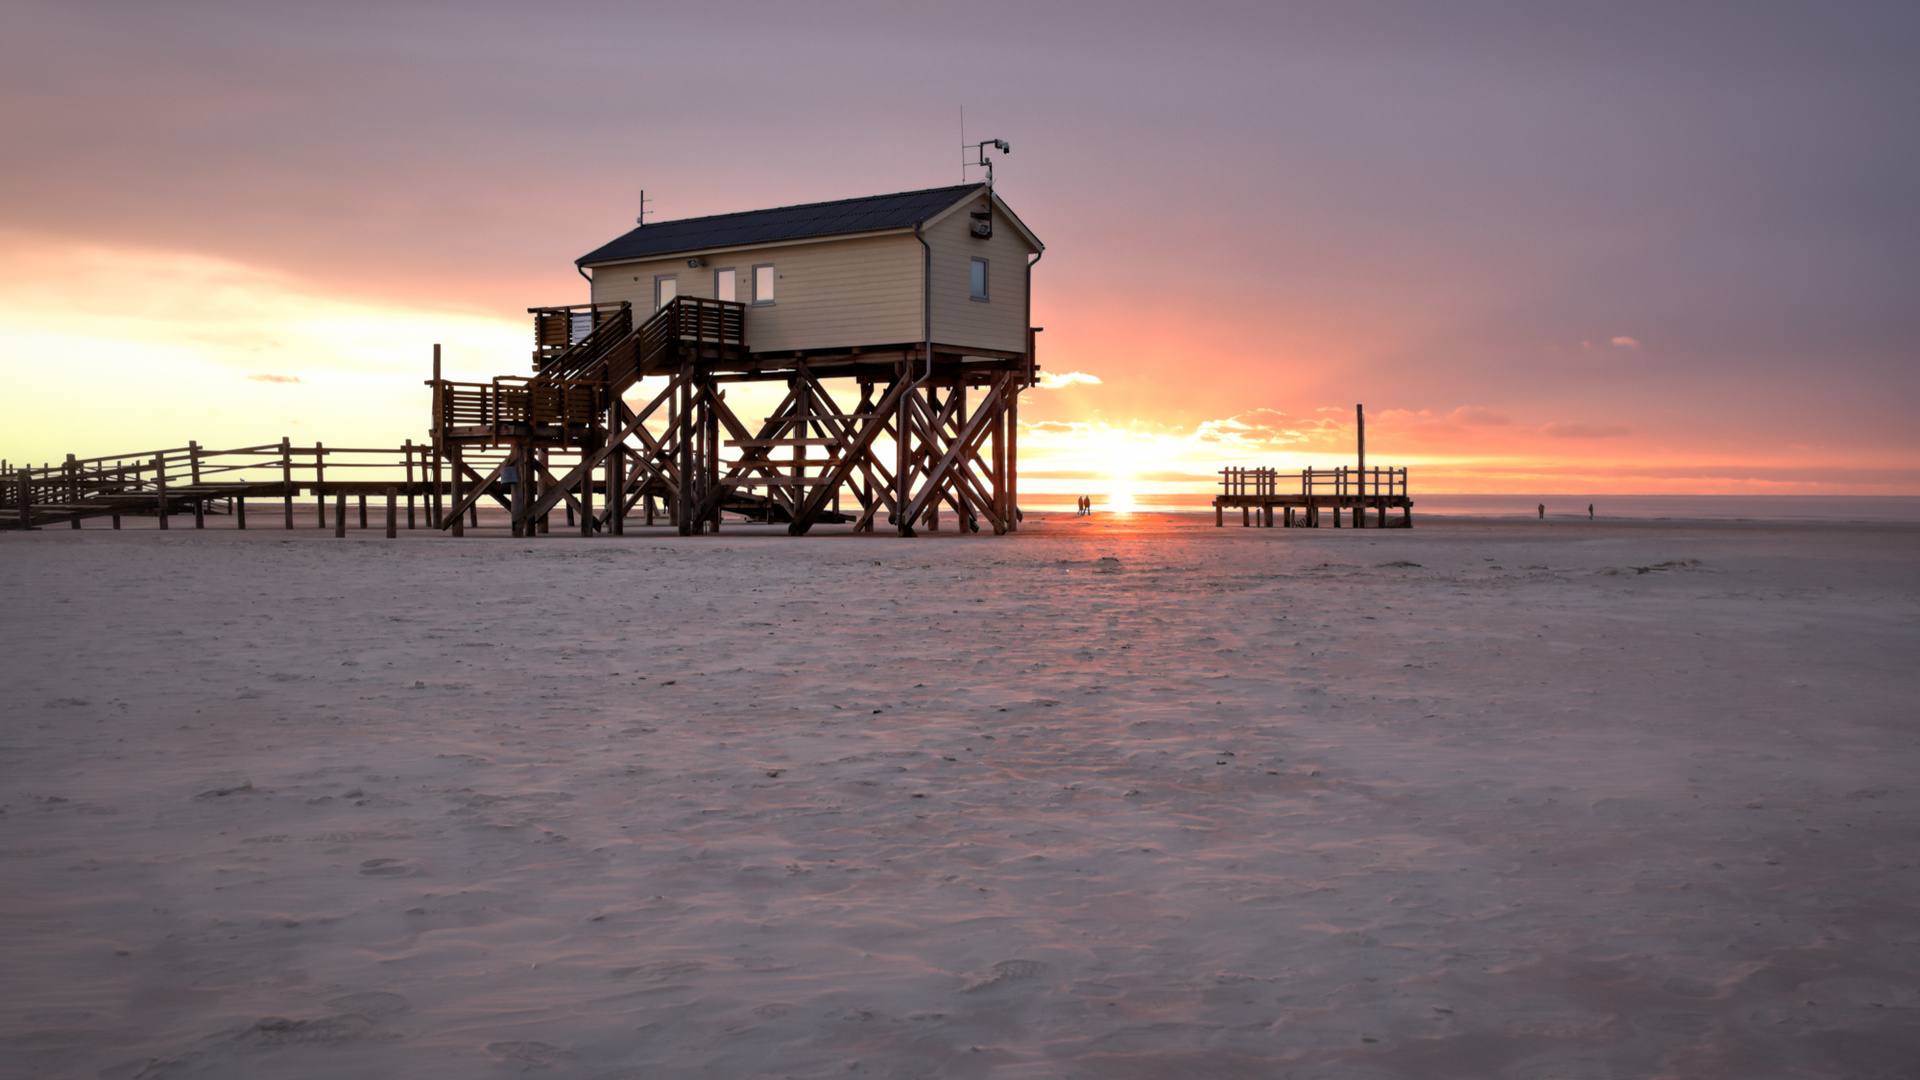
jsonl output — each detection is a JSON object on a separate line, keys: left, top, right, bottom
{"left": 436, "top": 377, "right": 606, "bottom": 439}
{"left": 3, "top": 440, "right": 448, "bottom": 529}
{"left": 530, "top": 301, "right": 632, "bottom": 371}
{"left": 1219, "top": 466, "right": 1409, "bottom": 500}
{"left": 524, "top": 297, "right": 744, "bottom": 392}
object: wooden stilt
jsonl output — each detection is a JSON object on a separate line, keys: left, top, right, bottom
{"left": 449, "top": 445, "right": 465, "bottom": 537}
{"left": 281, "top": 437, "right": 294, "bottom": 529}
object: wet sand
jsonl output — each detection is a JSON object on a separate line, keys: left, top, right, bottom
{"left": 2, "top": 514, "right": 1916, "bottom": 1078}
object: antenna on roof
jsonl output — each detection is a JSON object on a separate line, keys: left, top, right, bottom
{"left": 959, "top": 107, "right": 966, "bottom": 183}
{"left": 967, "top": 138, "right": 1010, "bottom": 191}
{"left": 636, "top": 188, "right": 652, "bottom": 226}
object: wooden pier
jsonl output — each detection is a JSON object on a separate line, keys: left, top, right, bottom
{"left": 2, "top": 441, "right": 446, "bottom": 535}
{"left": 1213, "top": 465, "right": 1413, "bottom": 528}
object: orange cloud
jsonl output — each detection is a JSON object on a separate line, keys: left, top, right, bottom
{"left": 1035, "top": 370, "right": 1102, "bottom": 389}
{"left": 1539, "top": 421, "right": 1631, "bottom": 438}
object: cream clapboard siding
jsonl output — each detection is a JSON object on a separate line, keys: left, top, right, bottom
{"left": 925, "top": 194, "right": 1037, "bottom": 355}
{"left": 589, "top": 232, "right": 923, "bottom": 353}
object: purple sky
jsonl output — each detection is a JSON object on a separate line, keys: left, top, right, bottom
{"left": 4, "top": 1, "right": 1916, "bottom": 490}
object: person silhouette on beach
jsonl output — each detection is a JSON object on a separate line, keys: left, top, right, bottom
{"left": 1589, "top": 503, "right": 1594, "bottom": 520}
{"left": 1538, "top": 503, "right": 1545, "bottom": 520}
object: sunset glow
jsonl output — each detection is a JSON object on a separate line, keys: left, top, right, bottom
{"left": 1, "top": 4, "right": 1913, "bottom": 495}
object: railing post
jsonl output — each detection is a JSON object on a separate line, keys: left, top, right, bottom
{"left": 280, "top": 437, "right": 294, "bottom": 529}
{"left": 580, "top": 450, "right": 593, "bottom": 537}
{"left": 334, "top": 491, "right": 346, "bottom": 538}
{"left": 449, "top": 444, "right": 465, "bottom": 537}
{"left": 236, "top": 494, "right": 246, "bottom": 530}
{"left": 404, "top": 440, "right": 416, "bottom": 529}
{"left": 386, "top": 486, "right": 397, "bottom": 539}
{"left": 155, "top": 454, "right": 169, "bottom": 530}
{"left": 66, "top": 455, "right": 80, "bottom": 529}
{"left": 315, "top": 442, "right": 326, "bottom": 529}
{"left": 188, "top": 442, "right": 205, "bottom": 528}
{"left": 610, "top": 446, "right": 624, "bottom": 536}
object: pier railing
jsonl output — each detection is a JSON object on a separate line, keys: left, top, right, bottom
{"left": 1219, "top": 466, "right": 1408, "bottom": 500}
{"left": 3, "top": 440, "right": 447, "bottom": 530}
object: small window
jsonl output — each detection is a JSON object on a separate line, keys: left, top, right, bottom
{"left": 753, "top": 264, "right": 775, "bottom": 306}
{"left": 970, "top": 257, "right": 989, "bottom": 302}
{"left": 654, "top": 274, "right": 678, "bottom": 311}
{"left": 714, "top": 268, "right": 736, "bottom": 303}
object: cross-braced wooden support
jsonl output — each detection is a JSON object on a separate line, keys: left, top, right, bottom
{"left": 427, "top": 297, "right": 1034, "bottom": 538}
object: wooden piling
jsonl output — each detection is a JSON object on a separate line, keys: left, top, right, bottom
{"left": 281, "top": 437, "right": 294, "bottom": 529}
{"left": 449, "top": 445, "right": 464, "bottom": 537}
{"left": 334, "top": 492, "right": 346, "bottom": 538}
{"left": 386, "top": 487, "right": 397, "bottom": 539}
{"left": 236, "top": 495, "right": 246, "bottom": 530}
{"left": 154, "top": 455, "right": 169, "bottom": 529}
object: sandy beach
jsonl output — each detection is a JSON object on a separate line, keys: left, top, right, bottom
{"left": 1, "top": 513, "right": 1915, "bottom": 1079}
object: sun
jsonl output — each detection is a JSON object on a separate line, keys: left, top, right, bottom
{"left": 1108, "top": 489, "right": 1136, "bottom": 514}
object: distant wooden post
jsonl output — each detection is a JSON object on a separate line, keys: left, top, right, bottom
{"left": 15, "top": 468, "right": 29, "bottom": 530}
{"left": 404, "top": 440, "right": 416, "bottom": 529}
{"left": 236, "top": 495, "right": 246, "bottom": 530}
{"left": 449, "top": 444, "right": 465, "bottom": 537}
{"left": 66, "top": 455, "right": 80, "bottom": 529}
{"left": 334, "top": 491, "right": 346, "bottom": 538}
{"left": 538, "top": 448, "right": 551, "bottom": 534}
{"left": 385, "top": 487, "right": 397, "bottom": 539}
{"left": 358, "top": 491, "right": 367, "bottom": 530}
{"left": 154, "top": 455, "right": 169, "bottom": 530}
{"left": 609, "top": 448, "right": 624, "bottom": 535}
{"left": 280, "top": 437, "right": 294, "bottom": 529}
{"left": 315, "top": 442, "right": 326, "bottom": 529}
{"left": 189, "top": 442, "right": 205, "bottom": 528}
{"left": 429, "top": 345, "right": 439, "bottom": 527}
{"left": 578, "top": 452, "right": 592, "bottom": 537}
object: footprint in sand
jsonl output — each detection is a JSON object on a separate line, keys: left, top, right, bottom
{"left": 324, "top": 991, "right": 411, "bottom": 1018}
{"left": 233, "top": 1014, "right": 374, "bottom": 1045}
{"left": 485, "top": 1040, "right": 567, "bottom": 1066}
{"left": 358, "top": 857, "right": 423, "bottom": 877}
{"left": 963, "top": 959, "right": 1047, "bottom": 992}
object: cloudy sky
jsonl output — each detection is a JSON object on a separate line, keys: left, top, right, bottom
{"left": 3, "top": 1, "right": 1915, "bottom": 495}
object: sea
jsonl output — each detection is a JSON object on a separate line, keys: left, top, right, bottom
{"left": 1028, "top": 493, "right": 1920, "bottom": 523}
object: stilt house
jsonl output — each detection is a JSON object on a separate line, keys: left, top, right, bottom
{"left": 576, "top": 183, "right": 1042, "bottom": 362}
{"left": 429, "top": 183, "right": 1045, "bottom": 537}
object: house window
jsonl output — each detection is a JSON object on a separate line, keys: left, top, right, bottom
{"left": 714, "top": 268, "right": 736, "bottom": 303}
{"left": 753, "top": 264, "right": 775, "bottom": 306}
{"left": 654, "top": 274, "right": 678, "bottom": 311}
{"left": 970, "top": 257, "right": 989, "bottom": 302}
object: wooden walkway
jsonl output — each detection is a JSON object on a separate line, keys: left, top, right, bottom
{"left": 2, "top": 437, "right": 847, "bottom": 535}
{"left": 3, "top": 440, "right": 443, "bottom": 535}
{"left": 1213, "top": 466, "right": 1413, "bottom": 528}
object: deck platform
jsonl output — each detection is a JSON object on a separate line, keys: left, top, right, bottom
{"left": 1212, "top": 466, "right": 1413, "bottom": 528}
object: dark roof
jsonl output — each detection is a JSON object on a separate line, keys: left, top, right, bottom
{"left": 576, "top": 184, "right": 985, "bottom": 266}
